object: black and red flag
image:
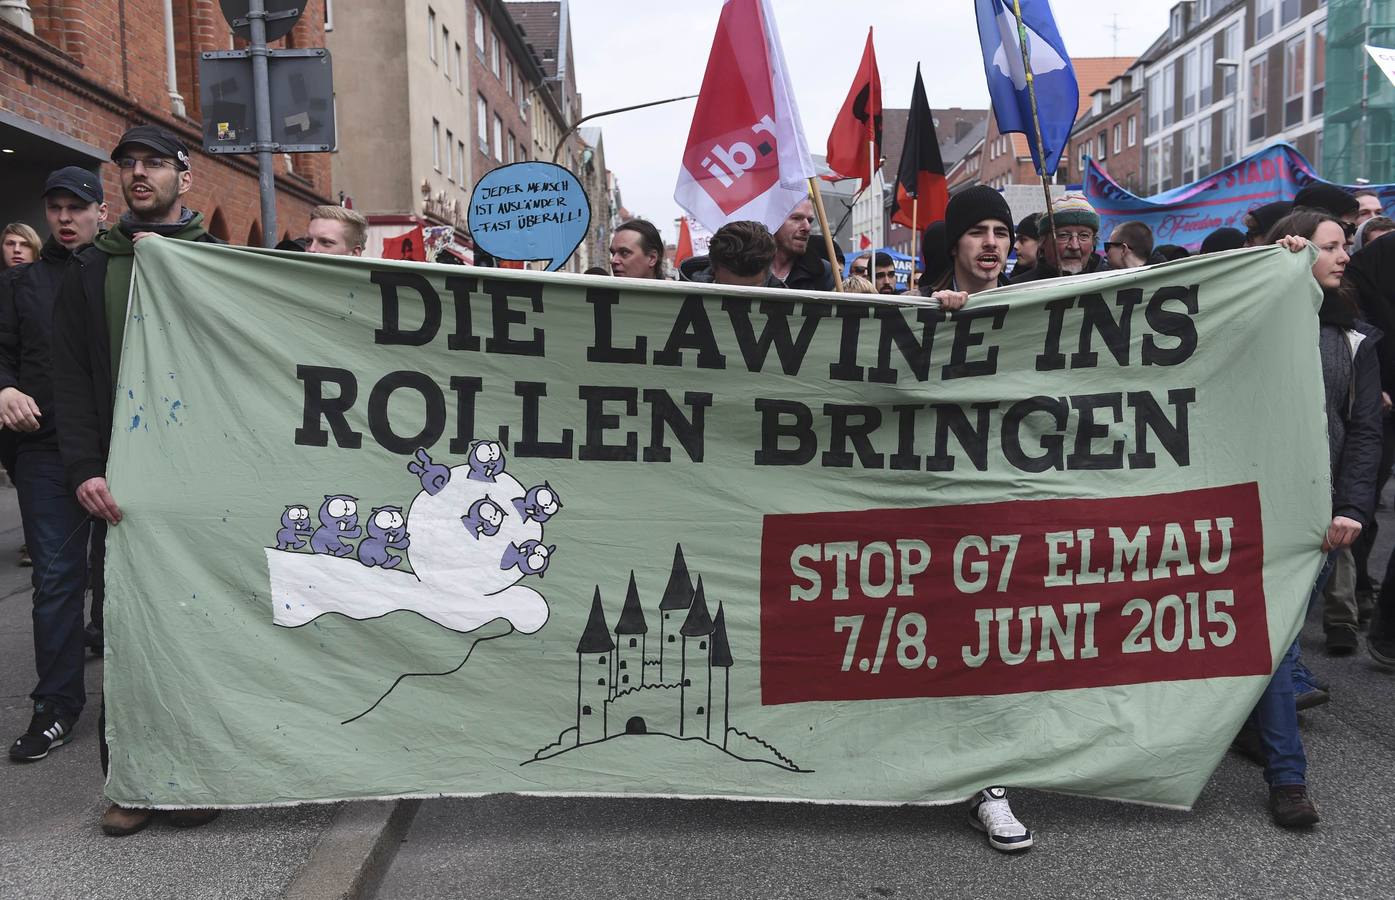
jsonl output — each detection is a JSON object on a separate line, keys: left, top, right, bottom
{"left": 825, "top": 28, "right": 883, "bottom": 186}
{"left": 890, "top": 65, "right": 948, "bottom": 229}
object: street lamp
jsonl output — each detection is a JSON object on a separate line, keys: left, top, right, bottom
{"left": 1217, "top": 59, "right": 1242, "bottom": 166}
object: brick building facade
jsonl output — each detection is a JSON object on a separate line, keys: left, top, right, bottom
{"left": 1066, "top": 72, "right": 1145, "bottom": 193}
{"left": 1, "top": 0, "right": 332, "bottom": 245}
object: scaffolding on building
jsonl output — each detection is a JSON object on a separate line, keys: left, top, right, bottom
{"left": 1324, "top": 0, "right": 1395, "bottom": 183}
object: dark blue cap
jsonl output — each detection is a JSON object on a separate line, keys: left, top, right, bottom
{"left": 44, "top": 166, "right": 104, "bottom": 204}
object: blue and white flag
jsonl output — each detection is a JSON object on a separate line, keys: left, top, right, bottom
{"left": 974, "top": 0, "right": 1078, "bottom": 175}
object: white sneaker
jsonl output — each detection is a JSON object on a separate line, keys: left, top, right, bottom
{"left": 969, "top": 786, "right": 1033, "bottom": 852}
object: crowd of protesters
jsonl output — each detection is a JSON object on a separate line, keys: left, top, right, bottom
{"left": 3, "top": 122, "right": 1394, "bottom": 847}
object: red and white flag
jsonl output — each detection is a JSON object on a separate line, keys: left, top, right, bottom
{"left": 674, "top": 0, "right": 815, "bottom": 234}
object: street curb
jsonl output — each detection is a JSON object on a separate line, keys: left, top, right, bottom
{"left": 283, "top": 799, "right": 421, "bottom": 900}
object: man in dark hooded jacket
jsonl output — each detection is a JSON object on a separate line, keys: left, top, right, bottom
{"left": 49, "top": 124, "right": 223, "bottom": 838}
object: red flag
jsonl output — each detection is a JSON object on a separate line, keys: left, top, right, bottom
{"left": 890, "top": 66, "right": 948, "bottom": 230}
{"left": 382, "top": 225, "right": 426, "bottom": 261}
{"left": 675, "top": 217, "right": 694, "bottom": 266}
{"left": 825, "top": 28, "right": 882, "bottom": 186}
{"left": 859, "top": 233, "right": 872, "bottom": 250}
{"left": 674, "top": 0, "right": 816, "bottom": 233}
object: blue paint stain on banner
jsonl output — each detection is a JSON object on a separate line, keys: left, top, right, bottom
{"left": 468, "top": 162, "right": 592, "bottom": 271}
{"left": 1085, "top": 142, "right": 1395, "bottom": 253}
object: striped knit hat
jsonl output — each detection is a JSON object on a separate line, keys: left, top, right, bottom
{"left": 1041, "top": 192, "right": 1100, "bottom": 233}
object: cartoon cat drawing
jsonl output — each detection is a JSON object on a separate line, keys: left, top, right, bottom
{"left": 311, "top": 494, "right": 362, "bottom": 557}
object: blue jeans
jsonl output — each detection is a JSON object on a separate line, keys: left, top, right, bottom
{"left": 1248, "top": 551, "right": 1336, "bottom": 787}
{"left": 14, "top": 449, "right": 91, "bottom": 719}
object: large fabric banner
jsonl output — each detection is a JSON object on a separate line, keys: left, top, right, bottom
{"left": 1085, "top": 142, "right": 1395, "bottom": 252}
{"left": 105, "top": 240, "right": 1329, "bottom": 810}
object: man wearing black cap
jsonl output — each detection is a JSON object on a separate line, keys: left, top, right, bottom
{"left": 49, "top": 124, "right": 223, "bottom": 837}
{"left": 1, "top": 166, "right": 108, "bottom": 766}
{"left": 921, "top": 185, "right": 1013, "bottom": 309}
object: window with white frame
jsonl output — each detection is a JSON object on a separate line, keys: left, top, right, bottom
{"left": 1249, "top": 57, "right": 1267, "bottom": 142}
{"left": 474, "top": 5, "right": 485, "bottom": 53}
{"left": 507, "top": 132, "right": 515, "bottom": 163}
{"left": 1161, "top": 136, "right": 1174, "bottom": 191}
{"left": 1111, "top": 80, "right": 1122, "bottom": 104}
{"left": 1200, "top": 41, "right": 1214, "bottom": 108}
{"left": 1183, "top": 126, "right": 1196, "bottom": 181}
{"left": 442, "top": 26, "right": 450, "bottom": 75}
{"left": 518, "top": 78, "right": 527, "bottom": 118}
{"left": 1312, "top": 23, "right": 1326, "bottom": 116}
{"left": 1092, "top": 93, "right": 1104, "bottom": 117}
{"left": 456, "top": 140, "right": 465, "bottom": 184}
{"left": 1223, "top": 24, "right": 1240, "bottom": 96}
{"left": 1222, "top": 106, "right": 1237, "bottom": 164}
{"left": 490, "top": 32, "right": 500, "bottom": 77}
{"left": 477, "top": 96, "right": 488, "bottom": 152}
{"left": 1148, "top": 73, "right": 1162, "bottom": 132}
{"left": 324, "top": 0, "right": 334, "bottom": 31}
{"left": 454, "top": 43, "right": 461, "bottom": 87}
{"left": 1183, "top": 50, "right": 1198, "bottom": 117}
{"left": 445, "top": 128, "right": 454, "bottom": 181}
{"left": 1148, "top": 144, "right": 1161, "bottom": 191}
{"left": 493, "top": 114, "right": 503, "bottom": 161}
{"left": 1097, "top": 130, "right": 1107, "bottom": 161}
{"left": 1171, "top": 7, "right": 1184, "bottom": 41}
{"left": 1255, "top": 0, "right": 1275, "bottom": 42}
{"left": 1163, "top": 62, "right": 1176, "bottom": 127}
{"left": 428, "top": 8, "right": 437, "bottom": 63}
{"left": 1284, "top": 35, "right": 1305, "bottom": 128}
{"left": 1113, "top": 123, "right": 1122, "bottom": 154}
{"left": 506, "top": 59, "right": 514, "bottom": 96}
{"left": 1198, "top": 120, "right": 1211, "bottom": 174}
{"left": 1280, "top": 0, "right": 1300, "bottom": 28}
{"left": 1128, "top": 114, "right": 1137, "bottom": 146}
{"left": 1079, "top": 143, "right": 1088, "bottom": 175}
{"left": 432, "top": 118, "right": 441, "bottom": 169}
{"left": 1198, "top": 0, "right": 1213, "bottom": 18}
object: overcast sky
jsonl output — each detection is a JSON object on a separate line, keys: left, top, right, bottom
{"left": 568, "top": 1, "right": 1171, "bottom": 243}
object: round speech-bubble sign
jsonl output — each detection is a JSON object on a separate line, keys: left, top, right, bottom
{"left": 468, "top": 162, "right": 592, "bottom": 272}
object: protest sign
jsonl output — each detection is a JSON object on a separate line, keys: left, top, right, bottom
{"left": 468, "top": 161, "right": 591, "bottom": 271}
{"left": 1085, "top": 142, "right": 1395, "bottom": 252}
{"left": 106, "top": 240, "right": 1328, "bottom": 809}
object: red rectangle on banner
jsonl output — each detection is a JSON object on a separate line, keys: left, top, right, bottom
{"left": 759, "top": 483, "right": 1272, "bottom": 705}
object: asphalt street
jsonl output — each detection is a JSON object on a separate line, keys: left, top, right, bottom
{"left": 375, "top": 513, "right": 1395, "bottom": 900}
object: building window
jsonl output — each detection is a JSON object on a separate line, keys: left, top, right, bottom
{"left": 1111, "top": 80, "right": 1122, "bottom": 104}
{"left": 667, "top": 634, "right": 675, "bottom": 643}
{"left": 1200, "top": 41, "right": 1214, "bottom": 108}
{"left": 581, "top": 705, "right": 591, "bottom": 716}
{"left": 628, "top": 637, "right": 637, "bottom": 648}
{"left": 1097, "top": 131, "right": 1107, "bottom": 161}
{"left": 445, "top": 128, "right": 454, "bottom": 181}
{"left": 324, "top": 0, "right": 334, "bottom": 31}
{"left": 1163, "top": 63, "right": 1176, "bottom": 127}
{"left": 1170, "top": 8, "right": 1184, "bottom": 42}
{"left": 457, "top": 140, "right": 465, "bottom": 183}
{"left": 518, "top": 77, "right": 527, "bottom": 117}
{"left": 428, "top": 8, "right": 437, "bottom": 63}
{"left": 696, "top": 706, "right": 705, "bottom": 715}
{"left": 1198, "top": 120, "right": 1211, "bottom": 174}
{"left": 1183, "top": 50, "right": 1198, "bottom": 117}
{"left": 1198, "top": 0, "right": 1213, "bottom": 18}
{"left": 1222, "top": 106, "right": 1237, "bottom": 165}
{"left": 1312, "top": 23, "right": 1326, "bottom": 117}
{"left": 1160, "top": 137, "right": 1174, "bottom": 191}
{"left": 618, "top": 660, "right": 627, "bottom": 670}
{"left": 1148, "top": 73, "right": 1162, "bottom": 133}
{"left": 1280, "top": 0, "right": 1300, "bottom": 28}
{"left": 622, "top": 675, "right": 629, "bottom": 684}
{"left": 1079, "top": 143, "right": 1088, "bottom": 175}
{"left": 432, "top": 118, "right": 441, "bottom": 170}
{"left": 507, "top": 131, "right": 516, "bottom": 163}
{"left": 1128, "top": 115, "right": 1137, "bottom": 147}
{"left": 1148, "top": 144, "right": 1161, "bottom": 191}
{"left": 1249, "top": 58, "right": 1267, "bottom": 142}
{"left": 474, "top": 5, "right": 485, "bottom": 53}
{"left": 1183, "top": 126, "right": 1196, "bottom": 181}
{"left": 506, "top": 58, "right": 514, "bottom": 96}
{"left": 490, "top": 32, "right": 500, "bottom": 77}
{"left": 442, "top": 26, "right": 450, "bottom": 75}
{"left": 596, "top": 678, "right": 605, "bottom": 685}
{"left": 1284, "top": 35, "right": 1305, "bottom": 128}
{"left": 1255, "top": 0, "right": 1275, "bottom": 42}
{"left": 1223, "top": 25, "right": 1240, "bottom": 97}
{"left": 477, "top": 95, "right": 488, "bottom": 152}
{"left": 454, "top": 43, "right": 462, "bottom": 88}
{"left": 493, "top": 114, "right": 503, "bottom": 161}
{"left": 1113, "top": 123, "right": 1122, "bottom": 154}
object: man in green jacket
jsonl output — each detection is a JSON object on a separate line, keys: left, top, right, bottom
{"left": 50, "top": 124, "right": 223, "bottom": 838}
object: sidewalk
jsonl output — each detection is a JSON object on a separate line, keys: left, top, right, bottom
{"left": 0, "top": 483, "right": 410, "bottom": 900}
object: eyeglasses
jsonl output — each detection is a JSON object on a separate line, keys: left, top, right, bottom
{"left": 115, "top": 156, "right": 176, "bottom": 170}
{"left": 1103, "top": 241, "right": 1129, "bottom": 252}
{"left": 850, "top": 265, "right": 869, "bottom": 276}
{"left": 1054, "top": 231, "right": 1095, "bottom": 246}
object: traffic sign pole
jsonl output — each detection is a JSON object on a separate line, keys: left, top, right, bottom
{"left": 248, "top": 0, "right": 277, "bottom": 247}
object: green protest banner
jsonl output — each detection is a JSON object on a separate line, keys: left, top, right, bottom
{"left": 104, "top": 239, "right": 1328, "bottom": 809}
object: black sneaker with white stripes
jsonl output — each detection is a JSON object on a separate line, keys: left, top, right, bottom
{"left": 9, "top": 704, "right": 76, "bottom": 762}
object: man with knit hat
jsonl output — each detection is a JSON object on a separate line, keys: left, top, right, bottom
{"left": 49, "top": 123, "right": 223, "bottom": 838}
{"left": 921, "top": 185, "right": 1013, "bottom": 307}
{"left": 1013, "top": 192, "right": 1105, "bottom": 282}
{"left": 1293, "top": 183, "right": 1360, "bottom": 226}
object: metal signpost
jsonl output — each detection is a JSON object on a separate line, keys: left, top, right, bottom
{"left": 202, "top": 0, "right": 335, "bottom": 247}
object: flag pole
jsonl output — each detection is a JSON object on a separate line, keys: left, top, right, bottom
{"left": 808, "top": 178, "right": 845, "bottom": 291}
{"left": 868, "top": 139, "right": 879, "bottom": 249}
{"left": 1010, "top": 0, "right": 1059, "bottom": 243}
{"left": 911, "top": 196, "right": 918, "bottom": 289}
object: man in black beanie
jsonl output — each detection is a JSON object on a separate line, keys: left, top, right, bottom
{"left": 1243, "top": 200, "right": 1294, "bottom": 246}
{"left": 1293, "top": 183, "right": 1360, "bottom": 225}
{"left": 1011, "top": 213, "right": 1040, "bottom": 278}
{"left": 917, "top": 221, "right": 949, "bottom": 291}
{"left": 922, "top": 185, "right": 1013, "bottom": 305}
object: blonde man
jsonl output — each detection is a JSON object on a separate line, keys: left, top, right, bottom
{"left": 306, "top": 205, "right": 368, "bottom": 256}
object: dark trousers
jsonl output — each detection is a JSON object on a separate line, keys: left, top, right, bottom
{"left": 89, "top": 520, "right": 106, "bottom": 632}
{"left": 1354, "top": 417, "right": 1395, "bottom": 593}
{"left": 13, "top": 449, "right": 91, "bottom": 719}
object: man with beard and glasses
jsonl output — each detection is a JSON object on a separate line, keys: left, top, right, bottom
{"left": 1012, "top": 193, "right": 1105, "bottom": 282}
{"left": 49, "top": 125, "right": 224, "bottom": 838}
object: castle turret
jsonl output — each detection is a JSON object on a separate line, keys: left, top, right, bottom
{"left": 680, "top": 576, "right": 715, "bottom": 739}
{"left": 710, "top": 603, "right": 733, "bottom": 749}
{"left": 576, "top": 588, "right": 615, "bottom": 746}
{"left": 614, "top": 571, "right": 649, "bottom": 692}
{"left": 658, "top": 544, "right": 695, "bottom": 683}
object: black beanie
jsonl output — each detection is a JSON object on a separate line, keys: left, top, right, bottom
{"left": 1247, "top": 200, "right": 1293, "bottom": 237}
{"left": 1016, "top": 213, "right": 1040, "bottom": 241}
{"left": 944, "top": 185, "right": 1014, "bottom": 258}
{"left": 1293, "top": 183, "right": 1359, "bottom": 218}
{"left": 1199, "top": 227, "right": 1245, "bottom": 254}
{"left": 921, "top": 221, "right": 949, "bottom": 284}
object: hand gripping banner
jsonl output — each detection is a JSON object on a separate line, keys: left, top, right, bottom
{"left": 104, "top": 240, "right": 1328, "bottom": 809}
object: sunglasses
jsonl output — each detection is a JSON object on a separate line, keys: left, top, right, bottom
{"left": 1103, "top": 241, "right": 1129, "bottom": 252}
{"left": 850, "top": 265, "right": 869, "bottom": 276}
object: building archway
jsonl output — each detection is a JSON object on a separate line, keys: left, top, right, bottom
{"left": 247, "top": 219, "right": 263, "bottom": 248}
{"left": 207, "top": 207, "right": 230, "bottom": 242}
{"left": 625, "top": 716, "right": 647, "bottom": 735}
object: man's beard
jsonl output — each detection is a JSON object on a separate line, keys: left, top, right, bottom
{"left": 1059, "top": 254, "right": 1085, "bottom": 274}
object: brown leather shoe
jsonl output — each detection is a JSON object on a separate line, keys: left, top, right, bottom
{"left": 166, "top": 808, "right": 221, "bottom": 829}
{"left": 1270, "top": 785, "right": 1320, "bottom": 828}
{"left": 101, "top": 804, "right": 154, "bottom": 837}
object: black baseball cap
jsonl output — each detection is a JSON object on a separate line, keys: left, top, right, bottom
{"left": 112, "top": 125, "right": 191, "bottom": 170}
{"left": 43, "top": 166, "right": 104, "bottom": 204}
